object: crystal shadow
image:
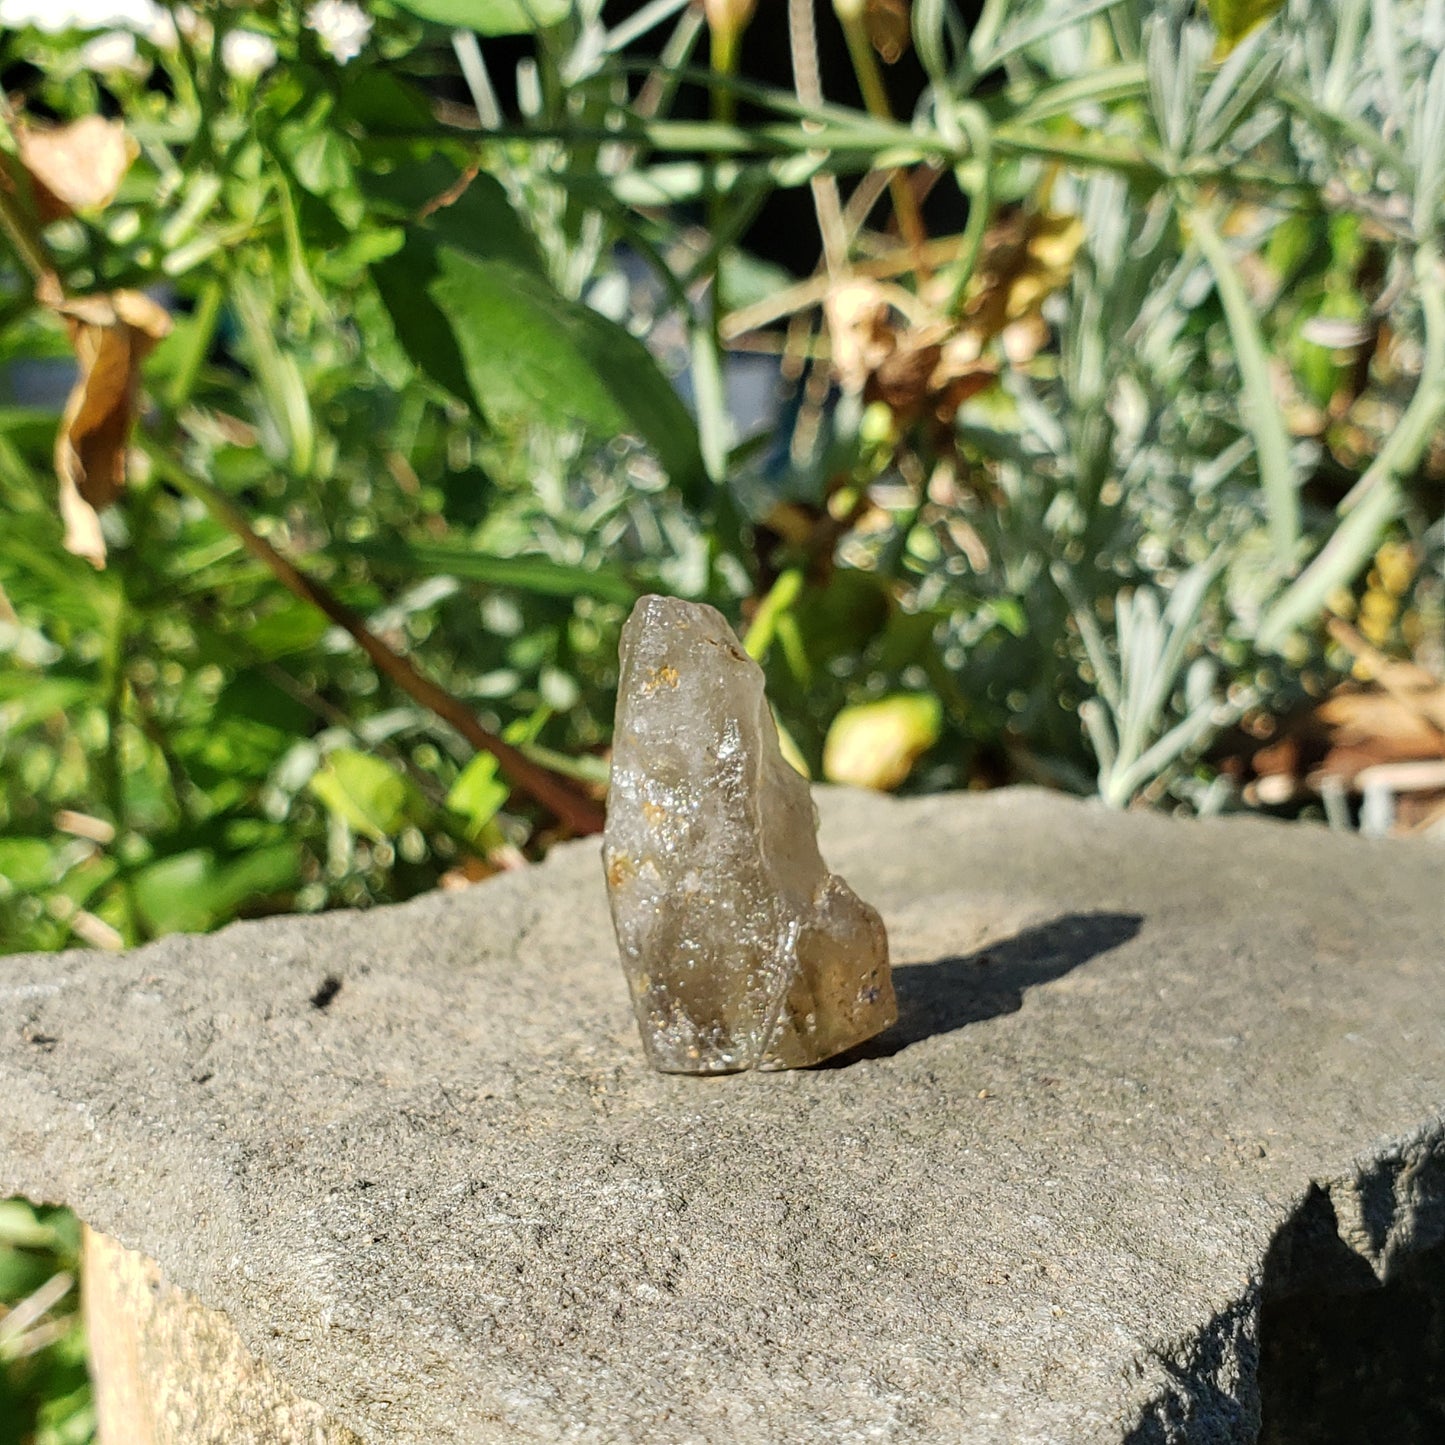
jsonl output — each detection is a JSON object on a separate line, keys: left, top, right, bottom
{"left": 821, "top": 910, "right": 1143, "bottom": 1064}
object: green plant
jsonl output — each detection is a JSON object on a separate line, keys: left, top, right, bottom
{"left": 0, "top": 1201, "right": 91, "bottom": 1445}
{"left": 0, "top": 0, "right": 1440, "bottom": 957}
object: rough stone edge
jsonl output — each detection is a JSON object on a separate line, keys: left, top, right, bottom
{"left": 1124, "top": 1118, "right": 1445, "bottom": 1444}
{"left": 83, "top": 1225, "right": 364, "bottom": 1445}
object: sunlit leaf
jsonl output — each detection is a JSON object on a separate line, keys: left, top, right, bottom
{"left": 389, "top": 0, "right": 570, "bottom": 35}
{"left": 823, "top": 693, "right": 942, "bottom": 791}
{"left": 0, "top": 837, "right": 57, "bottom": 892}
{"left": 446, "top": 753, "right": 509, "bottom": 838}
{"left": 446, "top": 708, "right": 547, "bottom": 837}
{"left": 426, "top": 247, "right": 708, "bottom": 504}
{"left": 340, "top": 538, "right": 640, "bottom": 603}
{"left": 1206, "top": 0, "right": 1283, "bottom": 56}
{"left": 307, "top": 749, "right": 412, "bottom": 840}
{"left": 131, "top": 843, "right": 301, "bottom": 936}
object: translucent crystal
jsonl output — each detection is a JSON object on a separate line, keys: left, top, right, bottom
{"left": 604, "top": 596, "right": 895, "bottom": 1073}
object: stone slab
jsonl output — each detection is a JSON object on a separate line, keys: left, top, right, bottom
{"left": 2, "top": 787, "right": 1443, "bottom": 1443}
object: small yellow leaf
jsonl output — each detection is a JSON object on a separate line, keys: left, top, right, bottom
{"left": 308, "top": 750, "right": 412, "bottom": 840}
{"left": 1207, "top": 0, "right": 1283, "bottom": 56}
{"left": 963, "top": 209, "right": 1086, "bottom": 344}
{"left": 823, "top": 693, "right": 942, "bottom": 791}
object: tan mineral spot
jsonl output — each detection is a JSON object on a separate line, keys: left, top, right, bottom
{"left": 642, "top": 664, "right": 680, "bottom": 692}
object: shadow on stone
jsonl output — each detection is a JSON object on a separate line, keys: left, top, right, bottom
{"left": 1123, "top": 1294, "right": 1260, "bottom": 1445}
{"left": 1257, "top": 1182, "right": 1445, "bottom": 1443}
{"left": 1125, "top": 1129, "right": 1445, "bottom": 1445}
{"left": 822, "top": 910, "right": 1143, "bottom": 1064}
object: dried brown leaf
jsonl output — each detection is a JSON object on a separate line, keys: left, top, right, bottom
{"left": 825, "top": 280, "right": 996, "bottom": 426}
{"left": 44, "top": 286, "right": 172, "bottom": 568}
{"left": 824, "top": 279, "right": 897, "bottom": 393}
{"left": 1326, "top": 616, "right": 1445, "bottom": 733}
{"left": 867, "top": 338, "right": 942, "bottom": 415}
{"left": 15, "top": 116, "right": 137, "bottom": 222}
{"left": 1315, "top": 691, "right": 1445, "bottom": 756}
{"left": 962, "top": 209, "right": 1086, "bottom": 345}
{"left": 864, "top": 0, "right": 912, "bottom": 63}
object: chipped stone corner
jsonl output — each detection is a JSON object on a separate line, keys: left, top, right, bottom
{"left": 83, "top": 1225, "right": 363, "bottom": 1445}
{"left": 1126, "top": 1119, "right": 1445, "bottom": 1445}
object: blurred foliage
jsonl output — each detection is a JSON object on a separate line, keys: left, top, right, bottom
{"left": 1, "top": 0, "right": 1444, "bottom": 1431}
{"left": 0, "top": 0, "right": 1440, "bottom": 949}
{"left": 0, "top": 1202, "right": 90, "bottom": 1445}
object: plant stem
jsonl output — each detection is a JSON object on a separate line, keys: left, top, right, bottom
{"left": 100, "top": 583, "right": 141, "bottom": 945}
{"left": 789, "top": 0, "right": 849, "bottom": 274}
{"left": 1191, "top": 205, "right": 1299, "bottom": 569}
{"left": 946, "top": 103, "right": 994, "bottom": 315}
{"left": 0, "top": 176, "right": 54, "bottom": 286}
{"left": 706, "top": 6, "right": 746, "bottom": 401}
{"left": 743, "top": 567, "right": 805, "bottom": 660}
{"left": 833, "top": 0, "right": 930, "bottom": 278}
{"left": 166, "top": 276, "right": 223, "bottom": 413}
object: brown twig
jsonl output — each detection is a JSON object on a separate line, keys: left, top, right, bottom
{"left": 789, "top": 0, "right": 848, "bottom": 277}
{"left": 175, "top": 471, "right": 606, "bottom": 835}
{"left": 832, "top": 0, "right": 931, "bottom": 281}
{"left": 722, "top": 233, "right": 964, "bottom": 338}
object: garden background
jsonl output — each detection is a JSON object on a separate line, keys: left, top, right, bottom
{"left": 2, "top": 0, "right": 1443, "bottom": 1437}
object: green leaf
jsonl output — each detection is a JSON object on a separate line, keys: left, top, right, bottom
{"left": 372, "top": 232, "right": 480, "bottom": 407}
{"left": 182, "top": 672, "right": 311, "bottom": 783}
{"left": 131, "top": 843, "right": 301, "bottom": 937}
{"left": 1206, "top": 0, "right": 1283, "bottom": 55}
{"left": 307, "top": 750, "right": 412, "bottom": 840}
{"left": 446, "top": 707, "right": 547, "bottom": 837}
{"left": 0, "top": 1243, "right": 55, "bottom": 1300}
{"left": 338, "top": 538, "right": 640, "bottom": 603}
{"left": 0, "top": 1201, "right": 56, "bottom": 1252}
{"left": 0, "top": 838, "right": 58, "bottom": 893}
{"left": 446, "top": 754, "right": 509, "bottom": 837}
{"left": 365, "top": 168, "right": 540, "bottom": 410}
{"left": 362, "top": 163, "right": 543, "bottom": 274}
{"left": 243, "top": 603, "right": 331, "bottom": 660}
{"left": 0, "top": 678, "right": 89, "bottom": 734}
{"left": 429, "top": 248, "right": 707, "bottom": 502}
{"left": 390, "top": 0, "right": 570, "bottom": 34}
{"left": 335, "top": 71, "right": 436, "bottom": 133}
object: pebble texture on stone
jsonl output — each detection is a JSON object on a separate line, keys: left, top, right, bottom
{"left": 2, "top": 789, "right": 1444, "bottom": 1443}
{"left": 604, "top": 595, "right": 895, "bottom": 1071}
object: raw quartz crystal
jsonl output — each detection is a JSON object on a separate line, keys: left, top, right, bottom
{"left": 604, "top": 596, "right": 896, "bottom": 1073}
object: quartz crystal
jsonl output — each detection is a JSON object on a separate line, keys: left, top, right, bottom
{"left": 604, "top": 595, "right": 896, "bottom": 1073}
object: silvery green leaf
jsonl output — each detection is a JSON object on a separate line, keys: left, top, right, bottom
{"left": 1411, "top": 50, "right": 1445, "bottom": 233}
{"left": 1194, "top": 26, "right": 1283, "bottom": 152}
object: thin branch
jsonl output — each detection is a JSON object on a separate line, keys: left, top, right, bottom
{"left": 722, "top": 232, "right": 966, "bottom": 337}
{"left": 789, "top": 0, "right": 849, "bottom": 276}
{"left": 833, "top": 0, "right": 931, "bottom": 278}
{"left": 163, "top": 467, "right": 606, "bottom": 835}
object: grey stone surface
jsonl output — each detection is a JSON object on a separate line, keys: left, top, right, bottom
{"left": 1, "top": 787, "right": 1443, "bottom": 1443}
